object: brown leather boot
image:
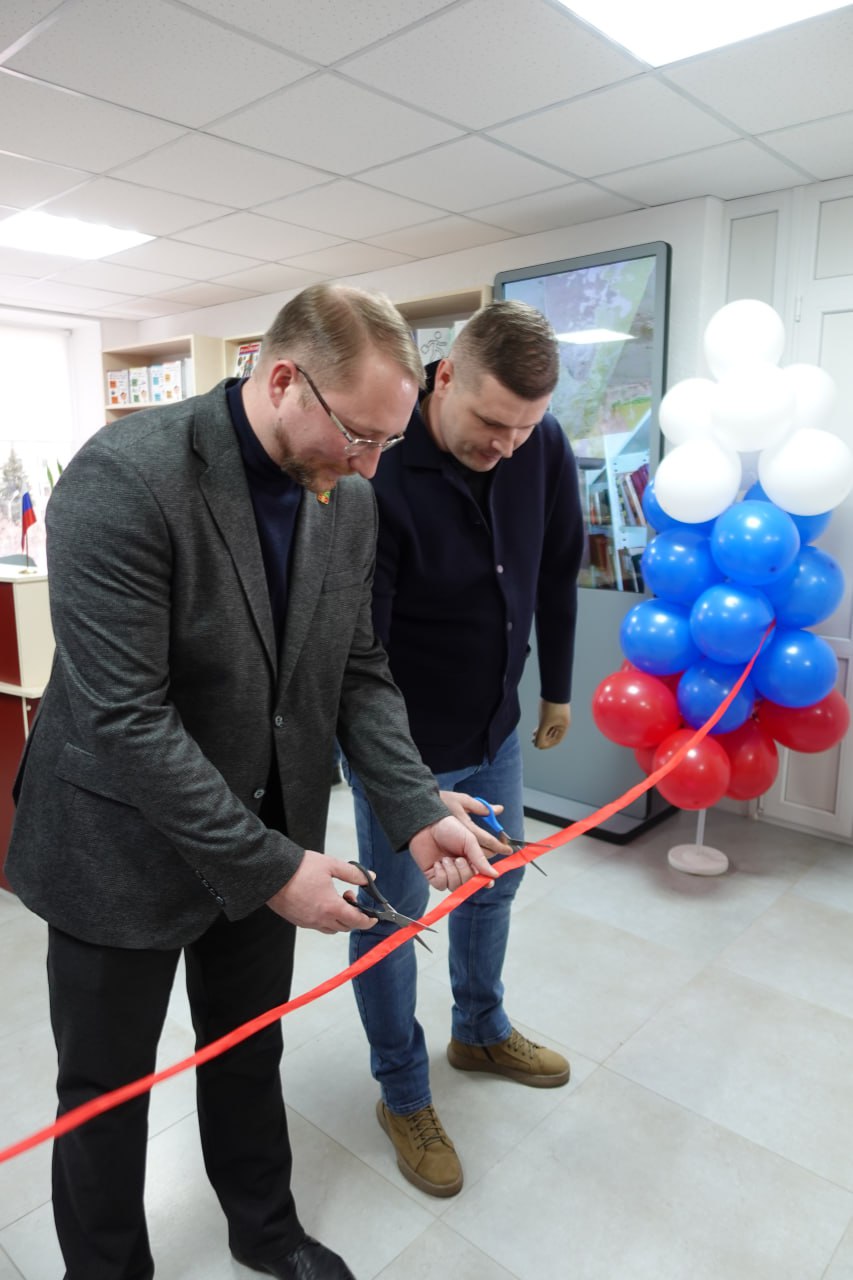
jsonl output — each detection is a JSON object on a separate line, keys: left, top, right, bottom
{"left": 376, "top": 1100, "right": 463, "bottom": 1197}
{"left": 447, "top": 1027, "right": 570, "bottom": 1087}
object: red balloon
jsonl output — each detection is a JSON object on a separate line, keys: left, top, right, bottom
{"left": 716, "top": 719, "right": 779, "bottom": 800}
{"left": 757, "top": 690, "right": 850, "bottom": 753}
{"left": 621, "top": 659, "right": 682, "bottom": 695}
{"left": 592, "top": 669, "right": 681, "bottom": 749}
{"left": 634, "top": 746, "right": 656, "bottom": 773}
{"left": 652, "top": 729, "right": 731, "bottom": 810}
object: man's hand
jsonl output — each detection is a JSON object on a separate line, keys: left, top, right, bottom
{"left": 532, "top": 700, "right": 571, "bottom": 749}
{"left": 439, "top": 790, "right": 509, "bottom": 855}
{"left": 266, "top": 850, "right": 378, "bottom": 934}
{"left": 409, "top": 815, "right": 499, "bottom": 891}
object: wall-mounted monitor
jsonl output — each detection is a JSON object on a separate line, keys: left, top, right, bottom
{"left": 494, "top": 241, "right": 672, "bottom": 840}
{"left": 495, "top": 241, "right": 670, "bottom": 593}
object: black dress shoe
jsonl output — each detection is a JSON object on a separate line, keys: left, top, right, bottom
{"left": 232, "top": 1235, "right": 357, "bottom": 1279}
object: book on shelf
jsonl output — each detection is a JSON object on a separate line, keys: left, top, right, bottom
{"left": 234, "top": 342, "right": 261, "bottom": 378}
{"left": 129, "top": 367, "right": 150, "bottom": 405}
{"left": 618, "top": 474, "right": 644, "bottom": 525}
{"left": 106, "top": 369, "right": 129, "bottom": 407}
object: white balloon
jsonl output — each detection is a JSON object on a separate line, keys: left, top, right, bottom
{"left": 759, "top": 427, "right": 853, "bottom": 515}
{"left": 658, "top": 377, "right": 717, "bottom": 446}
{"left": 654, "top": 438, "right": 742, "bottom": 524}
{"left": 782, "top": 363, "right": 838, "bottom": 431}
{"left": 704, "top": 300, "right": 785, "bottom": 379}
{"left": 711, "top": 362, "right": 794, "bottom": 453}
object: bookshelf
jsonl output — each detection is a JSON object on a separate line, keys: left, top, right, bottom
{"left": 581, "top": 416, "right": 650, "bottom": 593}
{"left": 219, "top": 288, "right": 491, "bottom": 381}
{"left": 396, "top": 286, "right": 491, "bottom": 364}
{"left": 101, "top": 334, "right": 224, "bottom": 422}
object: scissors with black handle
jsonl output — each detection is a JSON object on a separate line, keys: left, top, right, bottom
{"left": 348, "top": 861, "right": 438, "bottom": 950}
{"left": 472, "top": 796, "right": 548, "bottom": 876}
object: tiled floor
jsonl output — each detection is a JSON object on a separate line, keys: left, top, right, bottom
{"left": 2, "top": 792, "right": 853, "bottom": 1279}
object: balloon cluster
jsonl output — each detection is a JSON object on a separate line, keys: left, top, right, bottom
{"left": 593, "top": 300, "right": 852, "bottom": 811}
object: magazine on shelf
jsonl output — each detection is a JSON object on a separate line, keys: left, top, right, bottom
{"left": 149, "top": 364, "right": 165, "bottom": 402}
{"left": 234, "top": 342, "right": 261, "bottom": 378}
{"left": 129, "top": 367, "right": 150, "bottom": 405}
{"left": 106, "top": 369, "right": 129, "bottom": 407}
{"left": 161, "top": 360, "right": 183, "bottom": 401}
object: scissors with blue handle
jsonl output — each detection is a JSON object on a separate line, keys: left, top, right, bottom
{"left": 472, "top": 796, "right": 548, "bottom": 876}
{"left": 348, "top": 861, "right": 437, "bottom": 950}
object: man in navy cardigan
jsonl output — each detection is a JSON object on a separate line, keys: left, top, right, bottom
{"left": 344, "top": 300, "right": 585, "bottom": 1196}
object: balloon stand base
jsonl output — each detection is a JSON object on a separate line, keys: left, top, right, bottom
{"left": 667, "top": 843, "right": 729, "bottom": 876}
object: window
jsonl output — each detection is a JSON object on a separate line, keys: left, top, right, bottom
{"left": 0, "top": 324, "right": 75, "bottom": 568}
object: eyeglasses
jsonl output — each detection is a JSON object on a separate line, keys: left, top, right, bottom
{"left": 294, "top": 365, "right": 406, "bottom": 454}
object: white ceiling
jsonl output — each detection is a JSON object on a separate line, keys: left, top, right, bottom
{"left": 1, "top": 0, "right": 852, "bottom": 321}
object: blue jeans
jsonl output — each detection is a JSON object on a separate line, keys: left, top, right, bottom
{"left": 343, "top": 731, "right": 525, "bottom": 1116}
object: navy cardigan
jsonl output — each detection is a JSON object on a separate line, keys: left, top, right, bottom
{"left": 370, "top": 373, "right": 585, "bottom": 773}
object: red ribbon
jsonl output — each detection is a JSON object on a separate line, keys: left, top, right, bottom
{"left": 0, "top": 624, "right": 772, "bottom": 1166}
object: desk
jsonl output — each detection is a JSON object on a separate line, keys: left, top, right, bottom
{"left": 0, "top": 570, "right": 54, "bottom": 890}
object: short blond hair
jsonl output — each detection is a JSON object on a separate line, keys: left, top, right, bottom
{"left": 452, "top": 300, "right": 559, "bottom": 400}
{"left": 258, "top": 283, "right": 424, "bottom": 389}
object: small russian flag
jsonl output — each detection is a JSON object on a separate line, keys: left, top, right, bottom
{"left": 21, "top": 491, "right": 36, "bottom": 549}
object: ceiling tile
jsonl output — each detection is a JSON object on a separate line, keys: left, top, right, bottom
{"left": 99, "top": 297, "right": 197, "bottom": 319}
{"left": 7, "top": 0, "right": 312, "bottom": 128}
{"left": 663, "top": 7, "right": 853, "bottom": 135}
{"left": 761, "top": 113, "right": 853, "bottom": 182}
{"left": 0, "top": 244, "right": 77, "bottom": 277}
{"left": 40, "top": 177, "right": 232, "bottom": 236}
{"left": 178, "top": 0, "right": 454, "bottom": 64}
{"left": 602, "top": 140, "right": 812, "bottom": 205}
{"left": 0, "top": 151, "right": 88, "bottom": 207}
{"left": 154, "top": 281, "right": 256, "bottom": 307}
{"left": 490, "top": 78, "right": 739, "bottom": 177}
{"left": 257, "top": 180, "right": 444, "bottom": 240}
{"left": 12, "top": 280, "right": 135, "bottom": 310}
{"left": 0, "top": 71, "right": 186, "bottom": 172}
{"left": 0, "top": 274, "right": 37, "bottom": 299}
{"left": 46, "top": 261, "right": 194, "bottom": 295}
{"left": 0, "top": 0, "right": 63, "bottom": 50}
{"left": 104, "top": 238, "right": 264, "bottom": 279}
{"left": 112, "top": 133, "right": 328, "bottom": 208}
{"left": 359, "top": 136, "right": 565, "bottom": 212}
{"left": 341, "top": 0, "right": 641, "bottom": 130}
{"left": 213, "top": 263, "right": 329, "bottom": 292}
{"left": 467, "top": 183, "right": 641, "bottom": 234}
{"left": 210, "top": 73, "right": 461, "bottom": 174}
{"left": 366, "top": 215, "right": 513, "bottom": 257}
{"left": 172, "top": 212, "right": 343, "bottom": 258}
{"left": 281, "top": 243, "right": 413, "bottom": 276}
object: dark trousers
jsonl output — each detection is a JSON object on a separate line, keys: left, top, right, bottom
{"left": 47, "top": 907, "right": 300, "bottom": 1280}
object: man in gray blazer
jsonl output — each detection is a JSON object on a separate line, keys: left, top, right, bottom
{"left": 6, "top": 283, "right": 496, "bottom": 1280}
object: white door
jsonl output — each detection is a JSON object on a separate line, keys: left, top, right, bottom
{"left": 758, "top": 177, "right": 853, "bottom": 841}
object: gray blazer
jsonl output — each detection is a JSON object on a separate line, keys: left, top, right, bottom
{"left": 7, "top": 381, "right": 446, "bottom": 948}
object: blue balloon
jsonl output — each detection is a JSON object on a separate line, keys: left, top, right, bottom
{"left": 744, "top": 481, "right": 831, "bottom": 545}
{"left": 711, "top": 500, "right": 800, "bottom": 586}
{"left": 677, "top": 660, "right": 756, "bottom": 734}
{"left": 641, "top": 529, "right": 723, "bottom": 607}
{"left": 761, "top": 545, "right": 845, "bottom": 628}
{"left": 690, "top": 583, "right": 775, "bottom": 664}
{"left": 620, "top": 600, "right": 701, "bottom": 676}
{"left": 642, "top": 477, "right": 680, "bottom": 532}
{"left": 751, "top": 627, "right": 839, "bottom": 708}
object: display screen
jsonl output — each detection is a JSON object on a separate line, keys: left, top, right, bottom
{"left": 494, "top": 242, "right": 670, "bottom": 592}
